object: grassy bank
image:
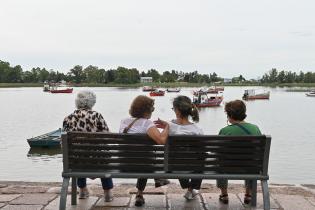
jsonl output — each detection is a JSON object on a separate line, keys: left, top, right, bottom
{"left": 0, "top": 83, "right": 42, "bottom": 88}
{"left": 1, "top": 82, "right": 315, "bottom": 88}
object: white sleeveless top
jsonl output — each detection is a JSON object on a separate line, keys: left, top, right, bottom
{"left": 119, "top": 117, "right": 155, "bottom": 134}
{"left": 169, "top": 120, "right": 203, "bottom": 135}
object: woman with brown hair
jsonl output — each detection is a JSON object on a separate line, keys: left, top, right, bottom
{"left": 217, "top": 99, "right": 262, "bottom": 205}
{"left": 119, "top": 95, "right": 170, "bottom": 207}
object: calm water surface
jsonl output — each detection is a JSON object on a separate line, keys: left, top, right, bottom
{"left": 0, "top": 87, "right": 314, "bottom": 184}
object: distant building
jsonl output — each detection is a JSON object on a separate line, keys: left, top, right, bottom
{"left": 224, "top": 78, "right": 232, "bottom": 83}
{"left": 140, "top": 77, "right": 153, "bottom": 83}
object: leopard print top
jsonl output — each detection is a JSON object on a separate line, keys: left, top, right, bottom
{"left": 63, "top": 109, "right": 109, "bottom": 132}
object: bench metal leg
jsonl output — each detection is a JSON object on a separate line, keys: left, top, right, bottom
{"left": 251, "top": 180, "right": 257, "bottom": 207}
{"left": 59, "top": 177, "right": 70, "bottom": 210}
{"left": 261, "top": 180, "right": 271, "bottom": 210}
{"left": 71, "top": 177, "right": 77, "bottom": 205}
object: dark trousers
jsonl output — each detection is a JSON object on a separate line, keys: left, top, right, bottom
{"left": 77, "top": 178, "right": 113, "bottom": 190}
{"left": 179, "top": 179, "right": 202, "bottom": 190}
{"left": 136, "top": 178, "right": 163, "bottom": 191}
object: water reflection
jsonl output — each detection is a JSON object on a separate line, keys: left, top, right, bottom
{"left": 27, "top": 147, "right": 62, "bottom": 157}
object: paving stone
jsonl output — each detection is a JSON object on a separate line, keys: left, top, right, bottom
{"left": 306, "top": 197, "right": 315, "bottom": 206}
{"left": 0, "top": 194, "right": 21, "bottom": 202}
{"left": 1, "top": 205, "right": 43, "bottom": 210}
{"left": 0, "top": 185, "right": 48, "bottom": 194}
{"left": 9, "top": 193, "right": 57, "bottom": 205}
{"left": 129, "top": 194, "right": 166, "bottom": 208}
{"left": 95, "top": 196, "right": 130, "bottom": 207}
{"left": 203, "top": 193, "right": 244, "bottom": 210}
{"left": 0, "top": 203, "right": 6, "bottom": 208}
{"left": 44, "top": 195, "right": 99, "bottom": 210}
{"left": 129, "top": 186, "right": 165, "bottom": 195}
{"left": 272, "top": 194, "right": 315, "bottom": 210}
{"left": 238, "top": 193, "right": 279, "bottom": 209}
{"left": 168, "top": 193, "right": 203, "bottom": 210}
{"left": 46, "top": 186, "right": 72, "bottom": 194}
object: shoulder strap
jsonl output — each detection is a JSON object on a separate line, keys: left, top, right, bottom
{"left": 123, "top": 118, "right": 139, "bottom": 133}
{"left": 234, "top": 123, "right": 251, "bottom": 135}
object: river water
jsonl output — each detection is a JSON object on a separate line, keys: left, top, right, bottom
{"left": 0, "top": 87, "right": 314, "bottom": 184}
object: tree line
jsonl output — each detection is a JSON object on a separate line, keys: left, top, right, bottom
{"left": 1, "top": 60, "right": 315, "bottom": 84}
{"left": 260, "top": 68, "right": 315, "bottom": 83}
{"left": 0, "top": 60, "right": 223, "bottom": 84}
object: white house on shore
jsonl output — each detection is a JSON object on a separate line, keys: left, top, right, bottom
{"left": 224, "top": 78, "right": 232, "bottom": 83}
{"left": 140, "top": 77, "right": 153, "bottom": 83}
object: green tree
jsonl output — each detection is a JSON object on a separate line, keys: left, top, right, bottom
{"left": 69, "top": 65, "right": 85, "bottom": 83}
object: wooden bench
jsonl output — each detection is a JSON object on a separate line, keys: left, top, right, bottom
{"left": 60, "top": 132, "right": 271, "bottom": 210}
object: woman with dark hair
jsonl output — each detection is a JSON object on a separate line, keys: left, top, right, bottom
{"left": 119, "top": 95, "right": 170, "bottom": 207}
{"left": 217, "top": 99, "right": 261, "bottom": 205}
{"left": 156, "top": 95, "right": 203, "bottom": 200}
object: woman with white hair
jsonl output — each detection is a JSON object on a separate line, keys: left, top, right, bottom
{"left": 63, "top": 90, "right": 114, "bottom": 201}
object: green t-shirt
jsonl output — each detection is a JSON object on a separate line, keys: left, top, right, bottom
{"left": 219, "top": 123, "right": 261, "bottom": 135}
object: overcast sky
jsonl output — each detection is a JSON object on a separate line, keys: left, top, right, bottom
{"left": 1, "top": 0, "right": 315, "bottom": 78}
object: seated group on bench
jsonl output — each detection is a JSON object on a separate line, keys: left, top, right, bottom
{"left": 63, "top": 90, "right": 262, "bottom": 207}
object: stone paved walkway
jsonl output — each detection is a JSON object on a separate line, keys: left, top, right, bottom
{"left": 0, "top": 181, "right": 314, "bottom": 210}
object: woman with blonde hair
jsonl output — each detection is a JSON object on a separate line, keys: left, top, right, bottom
{"left": 156, "top": 95, "right": 203, "bottom": 200}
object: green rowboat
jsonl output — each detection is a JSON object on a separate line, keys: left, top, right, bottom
{"left": 27, "top": 129, "right": 61, "bottom": 148}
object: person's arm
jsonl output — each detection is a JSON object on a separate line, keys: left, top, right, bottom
{"left": 147, "top": 121, "right": 169, "bottom": 145}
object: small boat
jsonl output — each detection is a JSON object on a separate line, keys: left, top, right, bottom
{"left": 150, "top": 90, "right": 165, "bottom": 96}
{"left": 166, "top": 88, "right": 181, "bottom": 93}
{"left": 193, "top": 88, "right": 208, "bottom": 96}
{"left": 142, "top": 86, "right": 156, "bottom": 92}
{"left": 49, "top": 81, "right": 73, "bottom": 94}
{"left": 215, "top": 86, "right": 224, "bottom": 91}
{"left": 27, "top": 129, "right": 61, "bottom": 148}
{"left": 306, "top": 91, "right": 315, "bottom": 97}
{"left": 242, "top": 89, "right": 270, "bottom": 100}
{"left": 192, "top": 92, "right": 223, "bottom": 107}
{"left": 207, "top": 86, "right": 224, "bottom": 93}
{"left": 50, "top": 88, "right": 73, "bottom": 93}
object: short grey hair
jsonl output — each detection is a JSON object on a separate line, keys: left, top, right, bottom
{"left": 75, "top": 90, "right": 96, "bottom": 109}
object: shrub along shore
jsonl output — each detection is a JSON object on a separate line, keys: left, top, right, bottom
{"left": 1, "top": 82, "right": 315, "bottom": 88}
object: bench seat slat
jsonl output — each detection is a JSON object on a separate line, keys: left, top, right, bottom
{"left": 69, "top": 151, "right": 164, "bottom": 158}
{"left": 168, "top": 135, "right": 267, "bottom": 140}
{"left": 168, "top": 147, "right": 264, "bottom": 154}
{"left": 169, "top": 153, "right": 263, "bottom": 159}
{"left": 69, "top": 157, "right": 164, "bottom": 164}
{"left": 169, "top": 141, "right": 265, "bottom": 147}
{"left": 70, "top": 144, "right": 164, "bottom": 151}
{"left": 69, "top": 164, "right": 164, "bottom": 172}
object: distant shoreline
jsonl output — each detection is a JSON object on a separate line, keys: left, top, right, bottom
{"left": 1, "top": 82, "right": 315, "bottom": 88}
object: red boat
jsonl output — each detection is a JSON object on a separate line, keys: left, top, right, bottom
{"left": 149, "top": 90, "right": 165, "bottom": 96}
{"left": 50, "top": 88, "right": 73, "bottom": 93}
{"left": 49, "top": 81, "right": 73, "bottom": 94}
{"left": 193, "top": 92, "right": 223, "bottom": 107}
